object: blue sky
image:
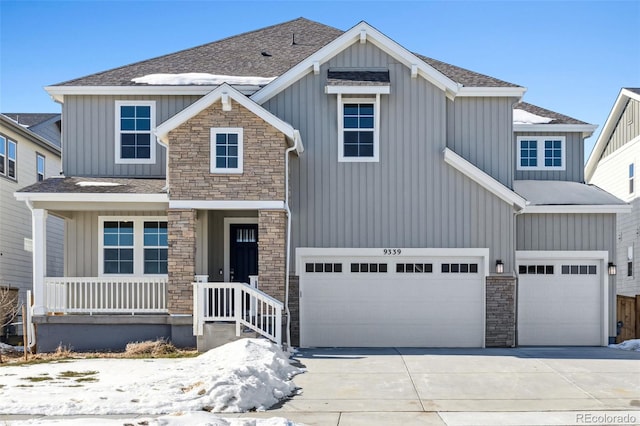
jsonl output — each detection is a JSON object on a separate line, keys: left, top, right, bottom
{"left": 1, "top": 0, "right": 639, "bottom": 159}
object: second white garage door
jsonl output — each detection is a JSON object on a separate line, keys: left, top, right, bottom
{"left": 297, "top": 249, "right": 488, "bottom": 348}
{"left": 517, "top": 254, "right": 606, "bottom": 346}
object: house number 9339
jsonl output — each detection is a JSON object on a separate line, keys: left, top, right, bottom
{"left": 383, "top": 249, "right": 402, "bottom": 255}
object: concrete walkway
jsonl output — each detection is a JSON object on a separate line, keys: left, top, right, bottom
{"left": 236, "top": 346, "right": 640, "bottom": 425}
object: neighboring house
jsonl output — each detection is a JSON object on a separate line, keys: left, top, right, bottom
{"left": 586, "top": 88, "right": 640, "bottom": 297}
{"left": 15, "top": 18, "right": 628, "bottom": 351}
{"left": 0, "top": 113, "right": 63, "bottom": 331}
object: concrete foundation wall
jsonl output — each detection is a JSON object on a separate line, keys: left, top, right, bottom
{"left": 33, "top": 315, "right": 195, "bottom": 352}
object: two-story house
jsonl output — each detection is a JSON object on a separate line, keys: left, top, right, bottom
{"left": 0, "top": 113, "right": 63, "bottom": 338}
{"left": 15, "top": 18, "right": 628, "bottom": 351}
{"left": 586, "top": 88, "right": 640, "bottom": 297}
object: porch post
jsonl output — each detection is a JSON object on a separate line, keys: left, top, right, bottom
{"left": 32, "top": 208, "right": 47, "bottom": 315}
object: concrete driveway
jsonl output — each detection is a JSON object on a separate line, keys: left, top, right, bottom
{"left": 241, "top": 346, "right": 640, "bottom": 425}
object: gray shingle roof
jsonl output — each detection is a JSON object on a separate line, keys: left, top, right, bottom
{"left": 55, "top": 18, "right": 343, "bottom": 87}
{"left": 415, "top": 54, "right": 520, "bottom": 88}
{"left": 514, "top": 102, "right": 588, "bottom": 125}
{"left": 626, "top": 88, "right": 640, "bottom": 95}
{"left": 18, "top": 177, "right": 166, "bottom": 194}
{"left": 2, "top": 113, "right": 60, "bottom": 128}
{"left": 52, "top": 17, "right": 521, "bottom": 89}
{"left": 327, "top": 70, "right": 390, "bottom": 86}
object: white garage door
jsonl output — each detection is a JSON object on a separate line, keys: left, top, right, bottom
{"left": 517, "top": 258, "right": 603, "bottom": 346}
{"left": 298, "top": 250, "right": 486, "bottom": 348}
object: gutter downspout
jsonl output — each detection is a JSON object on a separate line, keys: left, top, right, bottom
{"left": 283, "top": 130, "right": 300, "bottom": 351}
{"left": 23, "top": 200, "right": 37, "bottom": 350}
{"left": 156, "top": 136, "right": 169, "bottom": 192}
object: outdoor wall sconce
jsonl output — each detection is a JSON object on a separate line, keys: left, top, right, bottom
{"left": 608, "top": 262, "right": 617, "bottom": 276}
{"left": 495, "top": 260, "right": 504, "bottom": 274}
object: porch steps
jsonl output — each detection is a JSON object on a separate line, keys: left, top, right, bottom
{"left": 197, "top": 322, "right": 259, "bottom": 352}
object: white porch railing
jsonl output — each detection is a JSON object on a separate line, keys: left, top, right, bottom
{"left": 193, "top": 280, "right": 282, "bottom": 346}
{"left": 44, "top": 277, "right": 168, "bottom": 315}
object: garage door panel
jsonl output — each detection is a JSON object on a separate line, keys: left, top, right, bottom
{"left": 517, "top": 259, "right": 602, "bottom": 346}
{"left": 299, "top": 255, "right": 485, "bottom": 348}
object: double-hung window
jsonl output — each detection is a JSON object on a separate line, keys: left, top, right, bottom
{"left": 115, "top": 101, "right": 156, "bottom": 164}
{"left": 516, "top": 136, "right": 565, "bottom": 171}
{"left": 338, "top": 95, "right": 380, "bottom": 162}
{"left": 36, "top": 153, "right": 45, "bottom": 181}
{"left": 629, "top": 163, "right": 635, "bottom": 195}
{"left": 0, "top": 135, "right": 17, "bottom": 180}
{"left": 210, "top": 127, "right": 243, "bottom": 174}
{"left": 99, "top": 217, "right": 167, "bottom": 276}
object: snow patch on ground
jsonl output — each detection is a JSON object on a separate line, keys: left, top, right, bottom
{"left": 0, "top": 339, "right": 303, "bottom": 416}
{"left": 513, "top": 108, "right": 553, "bottom": 124}
{"left": 0, "top": 342, "right": 21, "bottom": 353}
{"left": 609, "top": 339, "right": 640, "bottom": 352}
{"left": 6, "top": 412, "right": 299, "bottom": 426}
{"left": 132, "top": 73, "right": 276, "bottom": 86}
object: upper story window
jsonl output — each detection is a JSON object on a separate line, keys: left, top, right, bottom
{"left": 115, "top": 101, "right": 156, "bottom": 164}
{"left": 516, "top": 136, "right": 565, "bottom": 171}
{"left": 629, "top": 163, "right": 635, "bottom": 194}
{"left": 99, "top": 216, "right": 167, "bottom": 276}
{"left": 210, "top": 127, "right": 243, "bottom": 174}
{"left": 0, "top": 135, "right": 17, "bottom": 180}
{"left": 338, "top": 95, "right": 380, "bottom": 162}
{"left": 36, "top": 153, "right": 45, "bottom": 181}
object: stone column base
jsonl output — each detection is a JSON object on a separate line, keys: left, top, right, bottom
{"left": 485, "top": 275, "right": 516, "bottom": 347}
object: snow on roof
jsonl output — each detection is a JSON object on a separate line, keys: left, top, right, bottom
{"left": 132, "top": 73, "right": 277, "bottom": 86}
{"left": 513, "top": 108, "right": 553, "bottom": 124}
{"left": 76, "top": 181, "right": 123, "bottom": 187}
{"left": 513, "top": 180, "right": 626, "bottom": 206}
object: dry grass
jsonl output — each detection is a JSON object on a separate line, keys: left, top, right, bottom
{"left": 0, "top": 339, "right": 196, "bottom": 366}
{"left": 125, "top": 339, "right": 178, "bottom": 357}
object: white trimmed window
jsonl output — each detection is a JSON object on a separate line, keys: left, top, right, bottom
{"left": 338, "top": 95, "right": 380, "bottom": 162}
{"left": 99, "top": 217, "right": 167, "bottom": 276}
{"left": 210, "top": 127, "right": 243, "bottom": 174}
{"left": 0, "top": 136, "right": 17, "bottom": 180}
{"left": 36, "top": 153, "right": 45, "bottom": 182}
{"left": 516, "top": 136, "right": 565, "bottom": 171}
{"left": 629, "top": 163, "right": 635, "bottom": 194}
{"left": 115, "top": 101, "right": 156, "bottom": 164}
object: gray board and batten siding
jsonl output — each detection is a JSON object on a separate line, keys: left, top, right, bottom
{"left": 62, "top": 95, "right": 200, "bottom": 177}
{"left": 446, "top": 97, "right": 516, "bottom": 187}
{"left": 601, "top": 97, "right": 640, "bottom": 160}
{"left": 262, "top": 41, "right": 516, "bottom": 273}
{"left": 64, "top": 210, "right": 166, "bottom": 277}
{"left": 514, "top": 132, "right": 585, "bottom": 182}
{"left": 516, "top": 212, "right": 617, "bottom": 335}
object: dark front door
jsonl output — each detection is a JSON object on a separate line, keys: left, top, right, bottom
{"left": 230, "top": 224, "right": 258, "bottom": 284}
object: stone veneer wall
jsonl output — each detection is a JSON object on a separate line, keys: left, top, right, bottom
{"left": 258, "top": 210, "right": 287, "bottom": 302}
{"left": 287, "top": 275, "right": 300, "bottom": 347}
{"left": 485, "top": 275, "right": 516, "bottom": 347}
{"left": 168, "top": 209, "right": 196, "bottom": 314}
{"left": 168, "top": 99, "right": 287, "bottom": 201}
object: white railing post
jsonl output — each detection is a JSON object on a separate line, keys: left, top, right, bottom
{"left": 31, "top": 209, "right": 47, "bottom": 315}
{"left": 275, "top": 309, "right": 282, "bottom": 346}
{"left": 234, "top": 284, "right": 242, "bottom": 337}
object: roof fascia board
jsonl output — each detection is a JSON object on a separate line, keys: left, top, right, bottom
{"left": 155, "top": 84, "right": 302, "bottom": 153}
{"left": 522, "top": 204, "right": 631, "bottom": 214}
{"left": 44, "top": 85, "right": 262, "bottom": 103}
{"left": 324, "top": 85, "right": 390, "bottom": 94}
{"left": 585, "top": 89, "right": 640, "bottom": 181}
{"left": 443, "top": 147, "right": 527, "bottom": 209}
{"left": 514, "top": 123, "right": 598, "bottom": 138}
{"left": 0, "top": 115, "right": 61, "bottom": 155}
{"left": 458, "top": 86, "right": 526, "bottom": 99}
{"left": 252, "top": 21, "right": 460, "bottom": 105}
{"left": 15, "top": 192, "right": 169, "bottom": 203}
